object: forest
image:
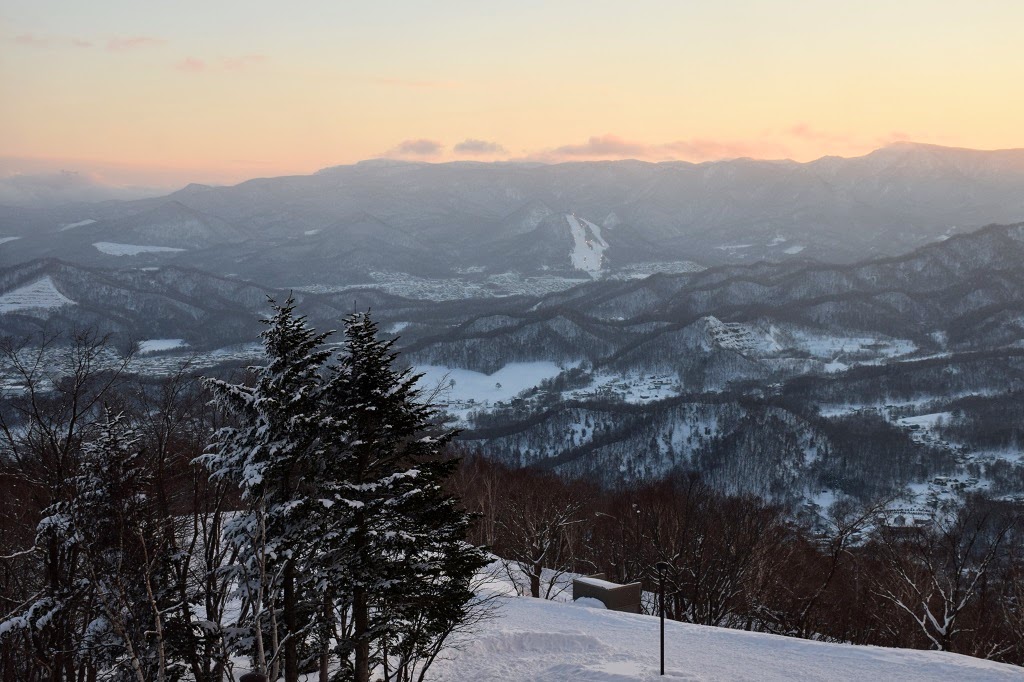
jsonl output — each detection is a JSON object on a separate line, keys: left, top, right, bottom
{"left": 1, "top": 306, "right": 1023, "bottom": 680}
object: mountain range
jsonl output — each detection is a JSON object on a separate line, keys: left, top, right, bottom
{"left": 4, "top": 143, "right": 1024, "bottom": 287}
{"left": 4, "top": 143, "right": 1024, "bottom": 504}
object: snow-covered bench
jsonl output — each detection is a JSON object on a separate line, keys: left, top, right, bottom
{"left": 572, "top": 573, "right": 642, "bottom": 613}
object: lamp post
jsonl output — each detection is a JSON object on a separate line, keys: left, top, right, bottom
{"left": 655, "top": 561, "right": 670, "bottom": 676}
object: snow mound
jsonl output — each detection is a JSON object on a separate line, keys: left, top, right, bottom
{"left": 430, "top": 595, "right": 1021, "bottom": 681}
{"left": 0, "top": 276, "right": 75, "bottom": 313}
{"left": 572, "top": 597, "right": 608, "bottom": 609}
{"left": 93, "top": 242, "right": 186, "bottom": 256}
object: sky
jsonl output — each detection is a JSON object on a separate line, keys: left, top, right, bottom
{"left": 3, "top": 0, "right": 1024, "bottom": 189}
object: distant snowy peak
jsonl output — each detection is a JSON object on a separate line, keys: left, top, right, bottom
{"left": 0, "top": 276, "right": 75, "bottom": 314}
{"left": 566, "top": 214, "right": 609, "bottom": 277}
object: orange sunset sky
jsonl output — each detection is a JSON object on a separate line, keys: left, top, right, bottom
{"left": 2, "top": 0, "right": 1024, "bottom": 189}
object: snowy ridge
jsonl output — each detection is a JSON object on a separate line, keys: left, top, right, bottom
{"left": 93, "top": 242, "right": 186, "bottom": 256}
{"left": 0, "top": 276, "right": 76, "bottom": 313}
{"left": 566, "top": 214, "right": 609, "bottom": 277}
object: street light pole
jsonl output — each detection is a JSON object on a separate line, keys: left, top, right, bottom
{"left": 655, "top": 561, "right": 670, "bottom": 676}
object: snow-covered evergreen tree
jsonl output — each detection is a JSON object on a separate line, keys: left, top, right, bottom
{"left": 3, "top": 411, "right": 169, "bottom": 682}
{"left": 200, "top": 302, "right": 485, "bottom": 682}
{"left": 200, "top": 296, "right": 333, "bottom": 682}
{"left": 316, "top": 311, "right": 487, "bottom": 682}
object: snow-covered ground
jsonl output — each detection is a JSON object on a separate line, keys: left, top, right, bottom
{"left": 697, "top": 320, "right": 917, "bottom": 365}
{"left": 0, "top": 276, "right": 75, "bottom": 313}
{"left": 430, "top": 594, "right": 1021, "bottom": 681}
{"left": 298, "top": 271, "right": 591, "bottom": 301}
{"left": 93, "top": 242, "right": 186, "bottom": 256}
{"left": 418, "top": 362, "right": 567, "bottom": 420}
{"left": 418, "top": 362, "right": 566, "bottom": 403}
{"left": 566, "top": 214, "right": 609, "bottom": 276}
{"left": 565, "top": 373, "right": 679, "bottom": 404}
{"left": 790, "top": 329, "right": 916, "bottom": 360}
{"left": 137, "top": 338, "right": 188, "bottom": 353}
{"left": 607, "top": 261, "right": 705, "bottom": 280}
{"left": 784, "top": 245, "right": 806, "bottom": 255}
{"left": 0, "top": 236, "right": 20, "bottom": 246}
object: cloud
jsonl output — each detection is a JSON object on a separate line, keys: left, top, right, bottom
{"left": 175, "top": 55, "right": 268, "bottom": 73}
{"left": 371, "top": 77, "right": 459, "bottom": 89}
{"left": 535, "top": 134, "right": 787, "bottom": 163}
{"left": 106, "top": 36, "right": 164, "bottom": 51}
{"left": 453, "top": 139, "right": 508, "bottom": 156}
{"left": 388, "top": 139, "right": 444, "bottom": 157}
{"left": 222, "top": 54, "right": 267, "bottom": 70}
{"left": 10, "top": 33, "right": 93, "bottom": 48}
{"left": 11, "top": 33, "right": 50, "bottom": 47}
{"left": 0, "top": 155, "right": 291, "bottom": 191}
{"left": 11, "top": 33, "right": 164, "bottom": 50}
{"left": 786, "top": 124, "right": 942, "bottom": 155}
{"left": 549, "top": 134, "right": 648, "bottom": 158}
{"left": 176, "top": 57, "right": 207, "bottom": 73}
{"left": 0, "top": 170, "right": 163, "bottom": 207}
{"left": 786, "top": 123, "right": 856, "bottom": 146}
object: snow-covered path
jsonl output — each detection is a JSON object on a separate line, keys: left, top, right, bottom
{"left": 430, "top": 595, "right": 1021, "bottom": 681}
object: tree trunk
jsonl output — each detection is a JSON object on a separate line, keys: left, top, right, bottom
{"left": 354, "top": 587, "right": 370, "bottom": 682}
{"left": 284, "top": 560, "right": 299, "bottom": 682}
{"left": 320, "top": 590, "right": 332, "bottom": 682}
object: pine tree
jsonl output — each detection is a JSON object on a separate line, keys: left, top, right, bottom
{"left": 317, "top": 311, "right": 488, "bottom": 682}
{"left": 200, "top": 302, "right": 485, "bottom": 682}
{"left": 200, "top": 296, "right": 332, "bottom": 682}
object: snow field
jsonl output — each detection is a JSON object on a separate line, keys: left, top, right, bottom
{"left": 430, "top": 592, "right": 1022, "bottom": 681}
{"left": 137, "top": 338, "right": 188, "bottom": 353}
{"left": 566, "top": 214, "right": 609, "bottom": 276}
{"left": 0, "top": 276, "right": 75, "bottom": 313}
{"left": 0, "top": 236, "right": 20, "bottom": 245}
{"left": 417, "top": 362, "right": 566, "bottom": 409}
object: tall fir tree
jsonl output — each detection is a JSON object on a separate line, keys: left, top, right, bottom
{"left": 201, "top": 301, "right": 485, "bottom": 682}
{"left": 316, "top": 311, "right": 488, "bottom": 682}
{"left": 201, "top": 296, "right": 333, "bottom": 682}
